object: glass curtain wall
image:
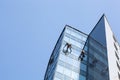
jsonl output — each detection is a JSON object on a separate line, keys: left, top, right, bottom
{"left": 54, "top": 26, "right": 88, "bottom": 80}
{"left": 86, "top": 36, "right": 109, "bottom": 80}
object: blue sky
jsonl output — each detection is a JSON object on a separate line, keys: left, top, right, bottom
{"left": 0, "top": 0, "right": 120, "bottom": 80}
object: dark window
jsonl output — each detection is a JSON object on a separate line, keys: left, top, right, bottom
{"left": 118, "top": 72, "right": 120, "bottom": 80}
{"left": 49, "top": 56, "right": 54, "bottom": 65}
{"left": 114, "top": 43, "right": 118, "bottom": 51}
{"left": 116, "top": 61, "right": 120, "bottom": 71}
{"left": 115, "top": 51, "right": 119, "bottom": 60}
{"left": 113, "top": 35, "right": 117, "bottom": 42}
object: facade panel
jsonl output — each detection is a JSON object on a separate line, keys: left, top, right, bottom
{"left": 54, "top": 26, "right": 88, "bottom": 80}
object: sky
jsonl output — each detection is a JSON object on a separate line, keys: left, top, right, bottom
{"left": 0, "top": 0, "right": 120, "bottom": 80}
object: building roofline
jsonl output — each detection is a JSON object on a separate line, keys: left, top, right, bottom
{"left": 89, "top": 14, "right": 105, "bottom": 36}
{"left": 65, "top": 24, "right": 88, "bottom": 36}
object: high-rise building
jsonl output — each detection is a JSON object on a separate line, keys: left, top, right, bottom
{"left": 44, "top": 15, "right": 120, "bottom": 80}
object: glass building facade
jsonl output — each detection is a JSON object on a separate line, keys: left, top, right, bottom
{"left": 44, "top": 15, "right": 120, "bottom": 80}
{"left": 86, "top": 37, "right": 109, "bottom": 80}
